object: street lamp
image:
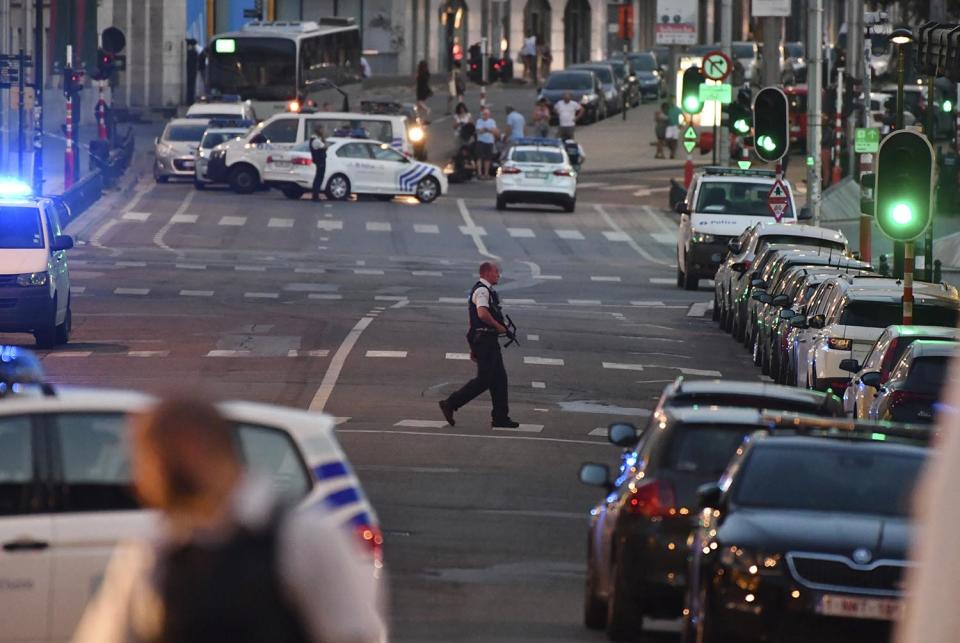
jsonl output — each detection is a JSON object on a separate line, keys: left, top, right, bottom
{"left": 889, "top": 28, "right": 914, "bottom": 131}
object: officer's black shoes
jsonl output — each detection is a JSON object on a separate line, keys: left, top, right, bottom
{"left": 492, "top": 418, "right": 520, "bottom": 429}
{"left": 438, "top": 400, "right": 456, "bottom": 426}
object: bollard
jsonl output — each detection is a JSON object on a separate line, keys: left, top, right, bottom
{"left": 879, "top": 254, "right": 889, "bottom": 277}
{"left": 934, "top": 259, "right": 942, "bottom": 284}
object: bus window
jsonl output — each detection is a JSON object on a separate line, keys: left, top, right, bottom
{"left": 259, "top": 118, "right": 300, "bottom": 144}
{"left": 208, "top": 37, "right": 296, "bottom": 101}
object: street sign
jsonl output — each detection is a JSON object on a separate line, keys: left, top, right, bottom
{"left": 655, "top": 0, "right": 698, "bottom": 45}
{"left": 767, "top": 178, "right": 790, "bottom": 222}
{"left": 752, "top": 0, "right": 790, "bottom": 16}
{"left": 702, "top": 50, "right": 732, "bottom": 82}
{"left": 855, "top": 128, "right": 880, "bottom": 153}
{"left": 699, "top": 83, "right": 732, "bottom": 104}
{"left": 683, "top": 125, "right": 698, "bottom": 153}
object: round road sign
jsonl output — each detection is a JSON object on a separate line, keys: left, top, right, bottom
{"left": 702, "top": 50, "right": 732, "bottom": 82}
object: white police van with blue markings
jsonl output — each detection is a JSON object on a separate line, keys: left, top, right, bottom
{"left": 263, "top": 137, "right": 447, "bottom": 203}
{"left": 0, "top": 387, "right": 382, "bottom": 642}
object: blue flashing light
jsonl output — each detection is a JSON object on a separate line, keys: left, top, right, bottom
{"left": 0, "top": 178, "right": 32, "bottom": 198}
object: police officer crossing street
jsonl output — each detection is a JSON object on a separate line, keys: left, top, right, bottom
{"left": 310, "top": 126, "right": 327, "bottom": 201}
{"left": 439, "top": 262, "right": 520, "bottom": 429}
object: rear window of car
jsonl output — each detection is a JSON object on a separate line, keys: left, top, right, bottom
{"left": 664, "top": 426, "right": 754, "bottom": 476}
{"left": 734, "top": 43, "right": 756, "bottom": 59}
{"left": 696, "top": 181, "right": 793, "bottom": 217}
{"left": 840, "top": 302, "right": 960, "bottom": 328}
{"left": 201, "top": 131, "right": 243, "bottom": 148}
{"left": 511, "top": 149, "right": 563, "bottom": 164}
{"left": 759, "top": 234, "right": 844, "bottom": 252}
{"left": 309, "top": 118, "right": 395, "bottom": 144}
{"left": 734, "top": 444, "right": 925, "bottom": 517}
{"left": 668, "top": 394, "right": 837, "bottom": 416}
{"left": 163, "top": 124, "right": 209, "bottom": 142}
{"left": 579, "top": 66, "right": 613, "bottom": 83}
{"left": 906, "top": 356, "right": 951, "bottom": 390}
{"left": 629, "top": 54, "right": 657, "bottom": 71}
{"left": 0, "top": 206, "right": 44, "bottom": 248}
{"left": 545, "top": 72, "right": 593, "bottom": 90}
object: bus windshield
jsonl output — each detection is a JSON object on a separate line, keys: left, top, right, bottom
{"left": 207, "top": 37, "right": 296, "bottom": 101}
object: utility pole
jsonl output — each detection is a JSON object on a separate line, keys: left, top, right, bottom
{"left": 720, "top": 0, "right": 732, "bottom": 167}
{"left": 807, "top": 0, "right": 824, "bottom": 225}
{"left": 846, "top": 0, "right": 864, "bottom": 182}
{"left": 31, "top": 0, "right": 41, "bottom": 195}
{"left": 761, "top": 17, "right": 781, "bottom": 88}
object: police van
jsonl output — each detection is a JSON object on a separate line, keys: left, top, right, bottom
{"left": 674, "top": 167, "right": 803, "bottom": 290}
{"left": 206, "top": 110, "right": 412, "bottom": 194}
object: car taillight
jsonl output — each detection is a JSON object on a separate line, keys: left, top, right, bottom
{"left": 266, "top": 155, "right": 275, "bottom": 163}
{"left": 500, "top": 166, "right": 522, "bottom": 174}
{"left": 625, "top": 479, "right": 677, "bottom": 518}
{"left": 554, "top": 169, "right": 573, "bottom": 176}
{"left": 827, "top": 337, "right": 852, "bottom": 350}
{"left": 355, "top": 524, "right": 384, "bottom": 566}
{"left": 889, "top": 390, "right": 934, "bottom": 407}
{"left": 292, "top": 157, "right": 312, "bottom": 166}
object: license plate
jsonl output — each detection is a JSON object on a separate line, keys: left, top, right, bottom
{"left": 817, "top": 595, "right": 903, "bottom": 621}
{"left": 526, "top": 171, "right": 546, "bottom": 179}
{"left": 271, "top": 160, "right": 290, "bottom": 167}
{"left": 181, "top": 161, "right": 195, "bottom": 168}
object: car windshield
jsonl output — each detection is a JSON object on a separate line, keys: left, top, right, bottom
{"left": 840, "top": 302, "right": 959, "bottom": 328}
{"left": 906, "top": 356, "right": 951, "bottom": 390}
{"left": 759, "top": 234, "right": 844, "bottom": 252}
{"left": 733, "top": 44, "right": 756, "bottom": 59}
{"left": 188, "top": 112, "right": 238, "bottom": 120}
{"left": 629, "top": 54, "right": 657, "bottom": 71}
{"left": 734, "top": 444, "right": 925, "bottom": 517}
{"left": 668, "top": 393, "right": 833, "bottom": 415}
{"left": 201, "top": 131, "right": 242, "bottom": 148}
{"left": 577, "top": 66, "right": 613, "bottom": 83}
{"left": 696, "top": 181, "right": 794, "bottom": 217}
{"left": 688, "top": 44, "right": 717, "bottom": 56}
{"left": 785, "top": 42, "right": 804, "bottom": 58}
{"left": 665, "top": 426, "right": 755, "bottom": 476}
{"left": 544, "top": 73, "right": 592, "bottom": 90}
{"left": 606, "top": 61, "right": 626, "bottom": 78}
{"left": 163, "top": 124, "right": 208, "bottom": 143}
{"left": 511, "top": 149, "right": 563, "bottom": 164}
{"left": 207, "top": 37, "right": 296, "bottom": 101}
{"left": 0, "top": 206, "right": 43, "bottom": 248}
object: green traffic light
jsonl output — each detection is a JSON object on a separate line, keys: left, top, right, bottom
{"left": 733, "top": 118, "right": 749, "bottom": 134}
{"left": 943, "top": 99, "right": 953, "bottom": 112}
{"left": 683, "top": 96, "right": 700, "bottom": 112}
{"left": 891, "top": 202, "right": 914, "bottom": 225}
{"left": 757, "top": 135, "right": 777, "bottom": 152}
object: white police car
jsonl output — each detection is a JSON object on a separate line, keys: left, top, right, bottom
{"left": 263, "top": 137, "right": 447, "bottom": 203}
{"left": 193, "top": 119, "right": 254, "bottom": 189}
{"left": 495, "top": 138, "right": 578, "bottom": 212}
{"left": 0, "top": 181, "right": 73, "bottom": 347}
{"left": 0, "top": 387, "right": 382, "bottom": 642}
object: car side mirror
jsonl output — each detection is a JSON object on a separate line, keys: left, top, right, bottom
{"left": 579, "top": 463, "right": 612, "bottom": 491}
{"left": 861, "top": 371, "right": 882, "bottom": 389}
{"left": 51, "top": 235, "right": 74, "bottom": 252}
{"left": 727, "top": 239, "right": 742, "bottom": 254}
{"left": 750, "top": 278, "right": 765, "bottom": 288}
{"left": 608, "top": 422, "right": 641, "bottom": 448}
{"left": 779, "top": 308, "right": 796, "bottom": 320}
{"left": 772, "top": 294, "right": 790, "bottom": 307}
{"left": 790, "top": 315, "right": 808, "bottom": 329}
{"left": 674, "top": 201, "right": 689, "bottom": 215}
{"left": 798, "top": 204, "right": 812, "bottom": 221}
{"left": 249, "top": 133, "right": 267, "bottom": 146}
{"left": 808, "top": 314, "right": 826, "bottom": 329}
{"left": 839, "top": 358, "right": 860, "bottom": 373}
{"left": 697, "top": 482, "right": 723, "bottom": 510}
{"left": 154, "top": 137, "right": 159, "bottom": 145}
{"left": 752, "top": 290, "right": 771, "bottom": 304}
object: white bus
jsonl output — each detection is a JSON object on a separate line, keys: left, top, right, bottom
{"left": 206, "top": 18, "right": 362, "bottom": 118}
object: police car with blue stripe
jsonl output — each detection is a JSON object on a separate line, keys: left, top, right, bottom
{"left": 263, "top": 136, "right": 447, "bottom": 203}
{"left": 0, "top": 387, "right": 382, "bottom": 640}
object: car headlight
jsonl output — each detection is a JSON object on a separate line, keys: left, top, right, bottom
{"left": 581, "top": 94, "right": 595, "bottom": 105}
{"left": 691, "top": 231, "right": 715, "bottom": 244}
{"left": 409, "top": 126, "right": 425, "bottom": 143}
{"left": 155, "top": 143, "right": 173, "bottom": 156}
{"left": 720, "top": 546, "right": 782, "bottom": 590}
{"left": 17, "top": 271, "right": 48, "bottom": 287}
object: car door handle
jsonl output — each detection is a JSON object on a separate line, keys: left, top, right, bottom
{"left": 3, "top": 539, "right": 49, "bottom": 552}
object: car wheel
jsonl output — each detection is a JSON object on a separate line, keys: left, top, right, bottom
{"left": 228, "top": 165, "right": 259, "bottom": 194}
{"left": 34, "top": 298, "right": 57, "bottom": 349}
{"left": 55, "top": 298, "right": 71, "bottom": 345}
{"left": 563, "top": 196, "right": 576, "bottom": 213}
{"left": 496, "top": 195, "right": 507, "bottom": 211}
{"left": 695, "top": 583, "right": 722, "bottom": 643}
{"left": 605, "top": 555, "right": 644, "bottom": 641}
{"left": 683, "top": 262, "right": 699, "bottom": 291}
{"left": 282, "top": 185, "right": 305, "bottom": 200}
{"left": 676, "top": 259, "right": 684, "bottom": 288}
{"left": 712, "top": 292, "right": 720, "bottom": 321}
{"left": 194, "top": 180, "right": 205, "bottom": 190}
{"left": 584, "top": 538, "right": 607, "bottom": 629}
{"left": 326, "top": 174, "right": 351, "bottom": 201}
{"left": 415, "top": 176, "right": 440, "bottom": 203}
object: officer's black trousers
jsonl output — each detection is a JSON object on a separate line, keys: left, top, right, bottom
{"left": 312, "top": 162, "right": 326, "bottom": 199}
{"left": 446, "top": 334, "right": 509, "bottom": 421}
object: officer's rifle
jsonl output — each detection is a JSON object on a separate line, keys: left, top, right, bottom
{"left": 502, "top": 314, "right": 519, "bottom": 348}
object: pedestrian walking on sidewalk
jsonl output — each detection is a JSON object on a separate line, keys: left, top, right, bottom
{"left": 475, "top": 107, "right": 499, "bottom": 179}
{"left": 521, "top": 33, "right": 537, "bottom": 82}
{"left": 665, "top": 103, "right": 682, "bottom": 159}
{"left": 505, "top": 105, "right": 526, "bottom": 142}
{"left": 532, "top": 98, "right": 551, "bottom": 138}
{"left": 554, "top": 92, "right": 584, "bottom": 141}
{"left": 415, "top": 60, "right": 433, "bottom": 118}
{"left": 72, "top": 396, "right": 385, "bottom": 643}
{"left": 309, "top": 125, "right": 327, "bottom": 201}
{"left": 439, "top": 262, "right": 520, "bottom": 429}
{"left": 655, "top": 102, "right": 669, "bottom": 158}
{"left": 447, "top": 61, "right": 465, "bottom": 115}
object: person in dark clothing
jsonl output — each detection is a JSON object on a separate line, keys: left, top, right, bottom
{"left": 439, "top": 262, "right": 520, "bottom": 429}
{"left": 309, "top": 125, "right": 327, "bottom": 201}
{"left": 415, "top": 59, "right": 432, "bottom": 118}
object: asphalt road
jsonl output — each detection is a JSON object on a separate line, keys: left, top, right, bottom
{"left": 25, "top": 167, "right": 760, "bottom": 642}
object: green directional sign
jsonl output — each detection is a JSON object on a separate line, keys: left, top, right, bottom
{"left": 854, "top": 128, "right": 880, "bottom": 153}
{"left": 683, "top": 125, "right": 697, "bottom": 153}
{"left": 699, "top": 83, "right": 732, "bottom": 104}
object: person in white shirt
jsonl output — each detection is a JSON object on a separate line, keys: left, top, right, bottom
{"left": 554, "top": 92, "right": 584, "bottom": 141}
{"left": 72, "top": 397, "right": 385, "bottom": 643}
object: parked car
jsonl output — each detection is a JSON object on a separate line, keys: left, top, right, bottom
{"left": 868, "top": 340, "right": 956, "bottom": 423}
{"left": 604, "top": 58, "right": 640, "bottom": 107}
{"left": 569, "top": 62, "right": 624, "bottom": 116}
{"left": 622, "top": 51, "right": 664, "bottom": 102}
{"left": 154, "top": 118, "right": 210, "bottom": 183}
{"left": 538, "top": 70, "right": 606, "bottom": 123}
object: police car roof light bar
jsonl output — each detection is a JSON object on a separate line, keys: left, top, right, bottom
{"left": 703, "top": 166, "right": 777, "bottom": 178}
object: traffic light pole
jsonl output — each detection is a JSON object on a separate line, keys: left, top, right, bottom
{"left": 925, "top": 74, "right": 935, "bottom": 281}
{"left": 893, "top": 42, "right": 906, "bottom": 279}
{"left": 903, "top": 241, "right": 914, "bottom": 324}
{"left": 806, "top": 0, "right": 824, "bottom": 226}
{"left": 64, "top": 47, "right": 74, "bottom": 190}
{"left": 30, "top": 0, "right": 42, "bottom": 195}
{"left": 832, "top": 69, "right": 844, "bottom": 185}
{"left": 684, "top": 114, "right": 694, "bottom": 188}
{"left": 96, "top": 81, "right": 107, "bottom": 140}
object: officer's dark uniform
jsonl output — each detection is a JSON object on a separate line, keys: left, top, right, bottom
{"left": 443, "top": 280, "right": 510, "bottom": 423}
{"left": 310, "top": 134, "right": 327, "bottom": 201}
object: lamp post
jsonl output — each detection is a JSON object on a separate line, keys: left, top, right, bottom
{"left": 889, "top": 27, "right": 913, "bottom": 279}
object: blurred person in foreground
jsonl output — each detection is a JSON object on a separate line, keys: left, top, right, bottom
{"left": 73, "top": 397, "right": 385, "bottom": 643}
{"left": 896, "top": 365, "right": 960, "bottom": 642}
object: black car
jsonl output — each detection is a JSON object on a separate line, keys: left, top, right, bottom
{"left": 604, "top": 58, "right": 640, "bottom": 108}
{"left": 580, "top": 408, "right": 768, "bottom": 641}
{"left": 868, "top": 339, "right": 955, "bottom": 424}
{"left": 569, "top": 63, "right": 623, "bottom": 116}
{"left": 538, "top": 70, "right": 605, "bottom": 123}
{"left": 684, "top": 420, "right": 929, "bottom": 643}
{"left": 624, "top": 52, "right": 664, "bottom": 102}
